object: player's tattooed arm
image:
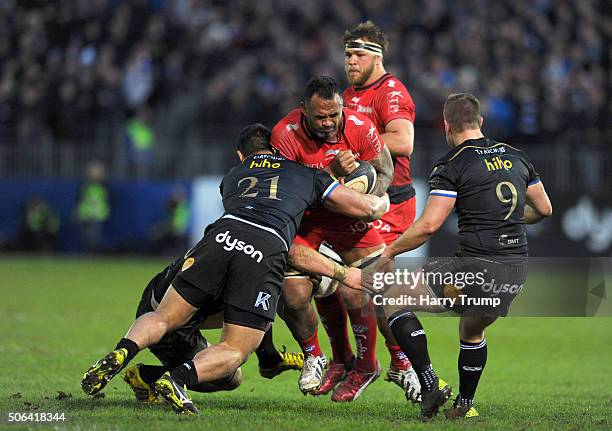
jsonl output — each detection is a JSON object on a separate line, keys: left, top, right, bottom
{"left": 288, "top": 244, "right": 349, "bottom": 282}
{"left": 369, "top": 145, "right": 393, "bottom": 197}
{"left": 288, "top": 244, "right": 364, "bottom": 291}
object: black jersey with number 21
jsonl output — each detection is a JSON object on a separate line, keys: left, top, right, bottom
{"left": 428, "top": 137, "right": 540, "bottom": 257}
{"left": 220, "top": 153, "right": 338, "bottom": 246}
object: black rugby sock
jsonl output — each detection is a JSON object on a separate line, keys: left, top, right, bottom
{"left": 115, "top": 338, "right": 140, "bottom": 363}
{"left": 170, "top": 360, "right": 199, "bottom": 388}
{"left": 458, "top": 338, "right": 487, "bottom": 403}
{"left": 138, "top": 365, "right": 167, "bottom": 384}
{"left": 255, "top": 327, "right": 282, "bottom": 368}
{"left": 388, "top": 311, "right": 437, "bottom": 391}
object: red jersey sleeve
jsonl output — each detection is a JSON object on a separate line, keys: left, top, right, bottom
{"left": 374, "top": 78, "right": 415, "bottom": 126}
{"left": 271, "top": 121, "right": 298, "bottom": 161}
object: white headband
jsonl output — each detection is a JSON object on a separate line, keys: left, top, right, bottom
{"left": 344, "top": 39, "right": 383, "bottom": 57}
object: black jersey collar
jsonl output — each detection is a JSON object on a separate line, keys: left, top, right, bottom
{"left": 242, "top": 152, "right": 280, "bottom": 163}
{"left": 455, "top": 137, "right": 488, "bottom": 149}
{"left": 442, "top": 137, "right": 490, "bottom": 162}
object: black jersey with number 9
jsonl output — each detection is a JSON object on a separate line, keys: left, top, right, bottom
{"left": 428, "top": 138, "right": 540, "bottom": 256}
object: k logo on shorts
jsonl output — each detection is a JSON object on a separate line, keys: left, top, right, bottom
{"left": 254, "top": 291, "right": 271, "bottom": 311}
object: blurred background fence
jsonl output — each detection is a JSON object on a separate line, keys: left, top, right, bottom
{"left": 1, "top": 127, "right": 610, "bottom": 194}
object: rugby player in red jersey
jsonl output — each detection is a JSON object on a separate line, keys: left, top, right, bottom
{"left": 271, "top": 76, "right": 393, "bottom": 401}
{"left": 339, "top": 21, "right": 422, "bottom": 400}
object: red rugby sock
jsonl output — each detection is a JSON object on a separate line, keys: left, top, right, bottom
{"left": 315, "top": 290, "right": 354, "bottom": 364}
{"left": 299, "top": 328, "right": 323, "bottom": 357}
{"left": 347, "top": 300, "right": 378, "bottom": 372}
{"left": 387, "top": 342, "right": 410, "bottom": 371}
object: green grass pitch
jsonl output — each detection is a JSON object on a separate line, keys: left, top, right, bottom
{"left": 1, "top": 256, "right": 611, "bottom": 430}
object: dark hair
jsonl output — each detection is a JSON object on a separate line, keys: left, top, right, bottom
{"left": 237, "top": 123, "right": 271, "bottom": 156}
{"left": 342, "top": 21, "right": 389, "bottom": 55}
{"left": 443, "top": 93, "right": 482, "bottom": 132}
{"left": 303, "top": 76, "right": 341, "bottom": 105}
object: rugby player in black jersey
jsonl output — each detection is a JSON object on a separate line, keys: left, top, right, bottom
{"left": 371, "top": 93, "right": 552, "bottom": 420}
{"left": 120, "top": 241, "right": 359, "bottom": 404}
{"left": 81, "top": 123, "right": 390, "bottom": 414}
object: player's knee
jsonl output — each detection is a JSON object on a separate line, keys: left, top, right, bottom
{"left": 284, "top": 292, "right": 310, "bottom": 311}
{"left": 220, "top": 342, "right": 250, "bottom": 369}
{"left": 459, "top": 316, "right": 495, "bottom": 341}
{"left": 147, "top": 310, "right": 171, "bottom": 334}
{"left": 339, "top": 283, "right": 362, "bottom": 309}
{"left": 282, "top": 279, "right": 312, "bottom": 311}
{"left": 459, "top": 329, "right": 484, "bottom": 343}
{"left": 230, "top": 348, "right": 245, "bottom": 368}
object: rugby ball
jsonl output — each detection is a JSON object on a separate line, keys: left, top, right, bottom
{"left": 344, "top": 161, "right": 377, "bottom": 194}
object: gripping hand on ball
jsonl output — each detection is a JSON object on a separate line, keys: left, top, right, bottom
{"left": 330, "top": 150, "right": 357, "bottom": 177}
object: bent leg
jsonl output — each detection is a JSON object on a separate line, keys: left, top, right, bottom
{"left": 81, "top": 285, "right": 198, "bottom": 396}
{"left": 282, "top": 277, "right": 322, "bottom": 355}
{"left": 191, "top": 368, "right": 243, "bottom": 392}
{"left": 192, "top": 322, "right": 265, "bottom": 383}
{"left": 125, "top": 285, "right": 198, "bottom": 349}
{"left": 337, "top": 245, "right": 386, "bottom": 373}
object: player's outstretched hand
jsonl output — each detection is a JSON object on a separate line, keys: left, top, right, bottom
{"left": 341, "top": 267, "right": 380, "bottom": 298}
{"left": 341, "top": 267, "right": 363, "bottom": 292}
{"left": 361, "top": 256, "right": 396, "bottom": 295}
{"left": 330, "top": 150, "right": 357, "bottom": 177}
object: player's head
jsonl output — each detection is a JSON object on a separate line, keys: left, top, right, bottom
{"left": 343, "top": 21, "right": 388, "bottom": 87}
{"left": 301, "top": 76, "right": 343, "bottom": 142}
{"left": 236, "top": 123, "right": 272, "bottom": 160}
{"left": 443, "top": 93, "right": 484, "bottom": 147}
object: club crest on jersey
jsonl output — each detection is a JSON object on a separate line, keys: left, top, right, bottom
{"left": 181, "top": 257, "right": 195, "bottom": 271}
{"left": 351, "top": 97, "right": 360, "bottom": 103}
{"left": 286, "top": 122, "right": 299, "bottom": 132}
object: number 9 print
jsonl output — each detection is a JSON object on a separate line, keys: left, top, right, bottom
{"left": 496, "top": 181, "right": 518, "bottom": 220}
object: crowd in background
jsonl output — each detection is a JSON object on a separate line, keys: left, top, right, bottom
{"left": 0, "top": 0, "right": 609, "bottom": 253}
{"left": 0, "top": 0, "right": 609, "bottom": 153}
